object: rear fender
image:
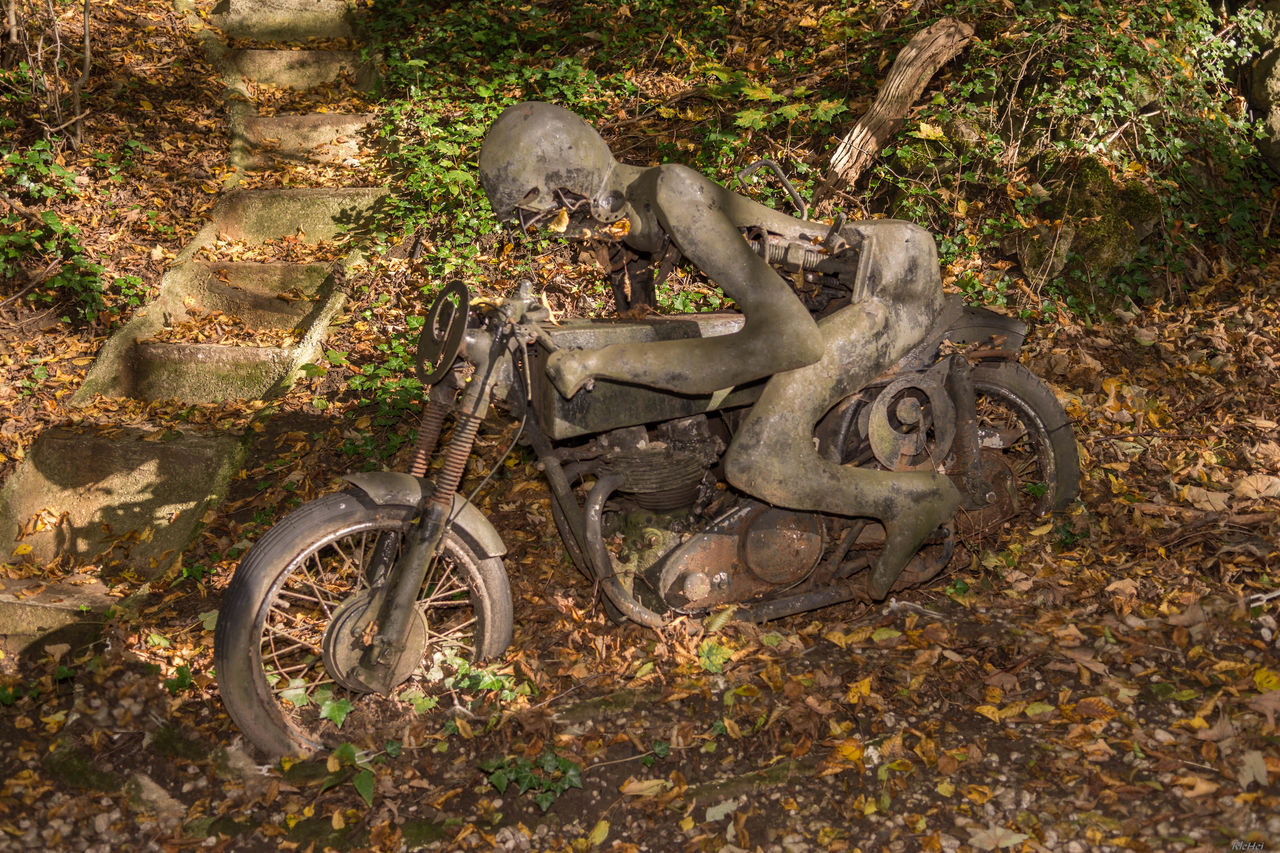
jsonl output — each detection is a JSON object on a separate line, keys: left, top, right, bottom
{"left": 945, "top": 305, "right": 1027, "bottom": 353}
{"left": 341, "top": 472, "right": 507, "bottom": 558}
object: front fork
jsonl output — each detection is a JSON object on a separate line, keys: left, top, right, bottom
{"left": 349, "top": 336, "right": 501, "bottom": 694}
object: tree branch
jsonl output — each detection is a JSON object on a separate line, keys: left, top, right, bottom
{"left": 70, "top": 0, "right": 90, "bottom": 147}
{"left": 816, "top": 17, "right": 975, "bottom": 212}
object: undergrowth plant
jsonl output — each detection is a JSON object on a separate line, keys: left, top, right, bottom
{"left": 366, "top": 0, "right": 1271, "bottom": 322}
{"left": 872, "top": 0, "right": 1271, "bottom": 307}
{"left": 1, "top": 139, "right": 109, "bottom": 321}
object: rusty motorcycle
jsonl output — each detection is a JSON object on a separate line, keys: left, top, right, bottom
{"left": 215, "top": 258, "right": 1079, "bottom": 756}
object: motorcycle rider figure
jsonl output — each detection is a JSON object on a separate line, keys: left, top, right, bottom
{"left": 478, "top": 101, "right": 960, "bottom": 599}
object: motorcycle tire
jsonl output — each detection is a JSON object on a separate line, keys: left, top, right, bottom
{"left": 214, "top": 491, "right": 513, "bottom": 757}
{"left": 969, "top": 360, "right": 1080, "bottom": 514}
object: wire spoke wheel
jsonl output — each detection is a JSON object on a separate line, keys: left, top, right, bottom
{"left": 216, "top": 493, "right": 512, "bottom": 756}
{"left": 960, "top": 362, "right": 1080, "bottom": 536}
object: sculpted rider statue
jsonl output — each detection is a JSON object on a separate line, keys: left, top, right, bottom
{"left": 478, "top": 101, "right": 961, "bottom": 599}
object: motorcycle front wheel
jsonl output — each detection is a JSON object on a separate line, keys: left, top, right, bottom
{"left": 214, "top": 492, "right": 513, "bottom": 757}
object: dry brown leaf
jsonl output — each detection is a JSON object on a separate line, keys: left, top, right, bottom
{"left": 1233, "top": 473, "right": 1280, "bottom": 499}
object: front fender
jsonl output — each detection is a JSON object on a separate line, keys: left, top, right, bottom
{"left": 341, "top": 471, "right": 507, "bottom": 558}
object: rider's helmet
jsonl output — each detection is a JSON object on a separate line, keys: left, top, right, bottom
{"left": 478, "top": 102, "right": 627, "bottom": 227}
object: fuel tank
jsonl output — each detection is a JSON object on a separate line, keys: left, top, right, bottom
{"left": 529, "top": 313, "right": 764, "bottom": 440}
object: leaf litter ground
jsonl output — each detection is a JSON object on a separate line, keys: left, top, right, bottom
{"left": 4, "top": 261, "right": 1279, "bottom": 852}
{"left": 2, "top": 3, "right": 1280, "bottom": 853}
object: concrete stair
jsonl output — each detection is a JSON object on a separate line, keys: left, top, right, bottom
{"left": 0, "top": 0, "right": 386, "bottom": 658}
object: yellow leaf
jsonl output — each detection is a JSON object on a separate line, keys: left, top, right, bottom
{"left": 999, "top": 701, "right": 1027, "bottom": 720}
{"left": 915, "top": 122, "right": 946, "bottom": 140}
{"left": 1255, "top": 668, "right": 1280, "bottom": 693}
{"left": 455, "top": 717, "right": 473, "bottom": 739}
{"left": 835, "top": 738, "right": 864, "bottom": 763}
{"left": 12, "top": 543, "right": 32, "bottom": 557}
{"left": 679, "top": 816, "right": 694, "bottom": 831}
{"left": 619, "top": 778, "right": 669, "bottom": 797}
{"left": 936, "top": 780, "right": 955, "bottom": 797}
{"left": 326, "top": 754, "right": 341, "bottom": 773}
{"left": 1029, "top": 522, "right": 1053, "bottom": 536}
{"left": 964, "top": 784, "right": 994, "bottom": 804}
{"left": 587, "top": 819, "right": 609, "bottom": 846}
{"left": 823, "top": 629, "right": 850, "bottom": 649}
{"left": 975, "top": 704, "right": 1001, "bottom": 723}
{"left": 547, "top": 208, "right": 570, "bottom": 233}
{"left": 844, "top": 676, "right": 872, "bottom": 704}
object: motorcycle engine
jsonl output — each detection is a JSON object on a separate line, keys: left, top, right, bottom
{"left": 598, "top": 416, "right": 721, "bottom": 513}
{"left": 594, "top": 416, "right": 828, "bottom": 614}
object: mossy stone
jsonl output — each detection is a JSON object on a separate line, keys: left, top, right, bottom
{"left": 1016, "top": 156, "right": 1160, "bottom": 303}
{"left": 150, "top": 724, "right": 212, "bottom": 762}
{"left": 43, "top": 746, "right": 124, "bottom": 793}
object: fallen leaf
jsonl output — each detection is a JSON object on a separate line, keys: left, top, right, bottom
{"left": 975, "top": 704, "right": 1001, "bottom": 723}
{"left": 1233, "top": 474, "right": 1280, "bottom": 499}
{"left": 619, "top": 778, "right": 669, "bottom": 797}
{"left": 704, "top": 797, "right": 741, "bottom": 822}
{"left": 1183, "top": 485, "right": 1229, "bottom": 512}
{"left": 1255, "top": 668, "right": 1280, "bottom": 693}
{"left": 968, "top": 826, "right": 1030, "bottom": 850}
{"left": 1193, "top": 712, "right": 1235, "bottom": 742}
{"left": 1248, "top": 691, "right": 1280, "bottom": 727}
{"left": 586, "top": 819, "right": 609, "bottom": 846}
{"left": 1237, "top": 751, "right": 1268, "bottom": 790}
{"left": 1174, "top": 773, "right": 1220, "bottom": 797}
{"left": 834, "top": 738, "right": 864, "bottom": 763}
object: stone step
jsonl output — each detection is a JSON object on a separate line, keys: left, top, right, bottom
{"left": 212, "top": 186, "right": 389, "bottom": 242}
{"left": 185, "top": 261, "right": 330, "bottom": 328}
{"left": 0, "top": 427, "right": 248, "bottom": 579}
{"left": 226, "top": 48, "right": 375, "bottom": 92}
{"left": 130, "top": 341, "right": 295, "bottom": 403}
{"left": 0, "top": 572, "right": 114, "bottom": 671}
{"left": 212, "top": 0, "right": 357, "bottom": 41}
{"left": 232, "top": 112, "right": 374, "bottom": 170}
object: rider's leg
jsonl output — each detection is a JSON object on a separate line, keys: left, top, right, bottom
{"left": 723, "top": 220, "right": 960, "bottom": 599}
{"left": 546, "top": 287, "right": 823, "bottom": 397}
{"left": 548, "top": 164, "right": 827, "bottom": 398}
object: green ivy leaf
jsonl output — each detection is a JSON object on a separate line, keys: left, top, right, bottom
{"left": 281, "top": 679, "right": 310, "bottom": 707}
{"left": 352, "top": 768, "right": 375, "bottom": 806}
{"left": 321, "top": 697, "right": 355, "bottom": 727}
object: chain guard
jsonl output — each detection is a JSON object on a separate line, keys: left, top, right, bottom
{"left": 861, "top": 370, "right": 956, "bottom": 471}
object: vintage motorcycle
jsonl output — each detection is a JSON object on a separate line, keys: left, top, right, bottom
{"left": 215, "top": 239, "right": 1080, "bottom": 756}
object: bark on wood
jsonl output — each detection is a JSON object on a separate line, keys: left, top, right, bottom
{"left": 817, "top": 17, "right": 975, "bottom": 208}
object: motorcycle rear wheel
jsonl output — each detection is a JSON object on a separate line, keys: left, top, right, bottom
{"left": 214, "top": 492, "right": 512, "bottom": 757}
{"left": 968, "top": 360, "right": 1080, "bottom": 518}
